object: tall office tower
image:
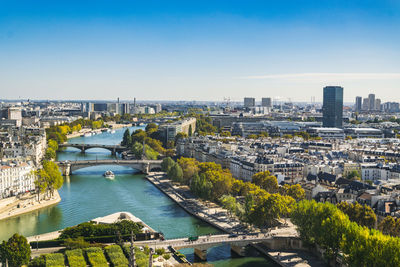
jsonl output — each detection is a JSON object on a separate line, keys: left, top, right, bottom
{"left": 322, "top": 86, "right": 343, "bottom": 128}
{"left": 368, "top": 94, "right": 376, "bottom": 111}
{"left": 261, "top": 97, "right": 272, "bottom": 107}
{"left": 244, "top": 97, "right": 255, "bottom": 107}
{"left": 355, "top": 96, "right": 362, "bottom": 112}
{"left": 375, "top": 99, "right": 381, "bottom": 111}
{"left": 362, "top": 98, "right": 369, "bottom": 111}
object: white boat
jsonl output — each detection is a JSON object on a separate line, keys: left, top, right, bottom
{"left": 84, "top": 133, "right": 92, "bottom": 137}
{"left": 110, "top": 130, "right": 116, "bottom": 134}
{"left": 103, "top": 170, "right": 115, "bottom": 179}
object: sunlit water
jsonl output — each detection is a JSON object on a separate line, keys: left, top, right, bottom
{"left": 0, "top": 126, "right": 275, "bottom": 266}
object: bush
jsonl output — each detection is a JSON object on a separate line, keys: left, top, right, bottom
{"left": 163, "top": 254, "right": 171, "bottom": 260}
{"left": 44, "top": 253, "right": 65, "bottom": 267}
{"left": 30, "top": 240, "right": 64, "bottom": 249}
{"left": 64, "top": 237, "right": 90, "bottom": 250}
{"left": 60, "top": 220, "right": 143, "bottom": 239}
{"left": 155, "top": 248, "right": 165, "bottom": 255}
{"left": 29, "top": 256, "right": 45, "bottom": 267}
{"left": 104, "top": 245, "right": 129, "bottom": 267}
{"left": 65, "top": 249, "right": 87, "bottom": 267}
{"left": 84, "top": 247, "right": 108, "bottom": 267}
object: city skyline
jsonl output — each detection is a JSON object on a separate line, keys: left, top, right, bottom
{"left": 1, "top": 1, "right": 399, "bottom": 101}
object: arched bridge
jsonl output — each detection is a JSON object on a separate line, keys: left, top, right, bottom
{"left": 132, "top": 233, "right": 275, "bottom": 260}
{"left": 58, "top": 143, "right": 128, "bottom": 155}
{"left": 56, "top": 159, "right": 162, "bottom": 176}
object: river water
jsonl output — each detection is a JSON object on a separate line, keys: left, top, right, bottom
{"left": 0, "top": 126, "right": 275, "bottom": 266}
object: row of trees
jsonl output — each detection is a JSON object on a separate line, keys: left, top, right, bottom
{"left": 46, "top": 119, "right": 104, "bottom": 145}
{"left": 34, "top": 161, "right": 64, "bottom": 200}
{"left": 121, "top": 124, "right": 175, "bottom": 159}
{"left": 291, "top": 200, "right": 400, "bottom": 266}
{"left": 162, "top": 157, "right": 305, "bottom": 228}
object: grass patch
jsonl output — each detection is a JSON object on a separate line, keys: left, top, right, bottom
{"left": 65, "top": 249, "right": 87, "bottom": 267}
{"left": 104, "top": 245, "right": 129, "bottom": 267}
{"left": 44, "top": 253, "right": 65, "bottom": 267}
{"left": 85, "top": 247, "right": 108, "bottom": 267}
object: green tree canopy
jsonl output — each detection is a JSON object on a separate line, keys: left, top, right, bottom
{"left": 167, "top": 162, "right": 183, "bottom": 183}
{"left": 121, "top": 128, "right": 132, "bottom": 147}
{"left": 0, "top": 233, "right": 31, "bottom": 267}
{"left": 161, "top": 157, "right": 175, "bottom": 172}
{"left": 252, "top": 171, "right": 279, "bottom": 193}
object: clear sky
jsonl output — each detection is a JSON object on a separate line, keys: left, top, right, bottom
{"left": 1, "top": 0, "right": 399, "bottom": 102}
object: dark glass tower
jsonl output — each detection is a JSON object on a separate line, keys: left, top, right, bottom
{"left": 323, "top": 86, "right": 343, "bottom": 128}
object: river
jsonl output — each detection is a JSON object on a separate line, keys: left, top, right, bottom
{"left": 0, "top": 126, "right": 275, "bottom": 266}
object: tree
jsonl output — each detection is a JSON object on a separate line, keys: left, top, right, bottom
{"left": 280, "top": 184, "right": 305, "bottom": 201}
{"left": 346, "top": 170, "right": 361, "bottom": 181}
{"left": 378, "top": 216, "right": 400, "bottom": 237}
{"left": 167, "top": 163, "right": 183, "bottom": 183}
{"left": 131, "top": 129, "right": 147, "bottom": 144}
{"left": 42, "top": 160, "right": 63, "bottom": 197}
{"left": 44, "top": 148, "right": 56, "bottom": 161}
{"left": 0, "top": 233, "right": 31, "bottom": 267}
{"left": 246, "top": 134, "right": 258, "bottom": 139}
{"left": 188, "top": 125, "right": 193, "bottom": 137}
{"left": 220, "top": 195, "right": 237, "bottom": 217}
{"left": 47, "top": 139, "right": 59, "bottom": 151}
{"left": 34, "top": 169, "right": 48, "bottom": 201}
{"left": 131, "top": 141, "right": 144, "bottom": 159}
{"left": 175, "top": 132, "right": 188, "bottom": 144}
{"left": 161, "top": 157, "right": 175, "bottom": 172}
{"left": 220, "top": 131, "right": 231, "bottom": 137}
{"left": 252, "top": 171, "right": 278, "bottom": 193}
{"left": 337, "top": 202, "right": 376, "bottom": 229}
{"left": 145, "top": 123, "right": 158, "bottom": 135}
{"left": 177, "top": 157, "right": 199, "bottom": 184}
{"left": 121, "top": 129, "right": 132, "bottom": 147}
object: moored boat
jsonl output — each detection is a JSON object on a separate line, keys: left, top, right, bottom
{"left": 103, "top": 170, "right": 115, "bottom": 179}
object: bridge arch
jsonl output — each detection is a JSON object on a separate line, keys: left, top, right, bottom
{"left": 57, "top": 160, "right": 162, "bottom": 176}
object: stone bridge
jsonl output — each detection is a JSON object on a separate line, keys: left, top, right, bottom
{"left": 56, "top": 159, "right": 162, "bottom": 176}
{"left": 132, "top": 233, "right": 274, "bottom": 260}
{"left": 58, "top": 143, "right": 128, "bottom": 155}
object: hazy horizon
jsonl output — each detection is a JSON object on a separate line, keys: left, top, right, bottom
{"left": 1, "top": 1, "right": 399, "bottom": 102}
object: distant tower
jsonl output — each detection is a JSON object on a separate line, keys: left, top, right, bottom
{"left": 368, "top": 94, "right": 375, "bottom": 111}
{"left": 355, "top": 96, "right": 362, "bottom": 112}
{"left": 134, "top": 98, "right": 136, "bottom": 107}
{"left": 323, "top": 86, "right": 343, "bottom": 128}
{"left": 261, "top": 97, "right": 272, "bottom": 107}
{"left": 244, "top": 97, "right": 255, "bottom": 107}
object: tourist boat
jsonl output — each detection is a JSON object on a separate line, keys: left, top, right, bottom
{"left": 110, "top": 130, "right": 116, "bottom": 134}
{"left": 103, "top": 171, "right": 115, "bottom": 179}
{"left": 84, "top": 132, "right": 92, "bottom": 137}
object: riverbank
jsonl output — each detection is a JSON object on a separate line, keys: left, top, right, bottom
{"left": 146, "top": 173, "right": 327, "bottom": 267}
{"left": 66, "top": 122, "right": 130, "bottom": 139}
{"left": 0, "top": 191, "right": 61, "bottom": 221}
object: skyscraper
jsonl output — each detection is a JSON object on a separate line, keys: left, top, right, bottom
{"left": 368, "top": 94, "right": 375, "bottom": 111}
{"left": 244, "top": 97, "right": 255, "bottom": 107}
{"left": 355, "top": 96, "right": 362, "bottom": 112}
{"left": 261, "top": 97, "right": 272, "bottom": 107}
{"left": 323, "top": 86, "right": 343, "bottom": 128}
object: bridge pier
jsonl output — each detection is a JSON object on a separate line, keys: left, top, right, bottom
{"left": 231, "top": 245, "right": 246, "bottom": 257}
{"left": 111, "top": 148, "right": 116, "bottom": 156}
{"left": 60, "top": 163, "right": 71, "bottom": 176}
{"left": 142, "top": 163, "right": 149, "bottom": 174}
{"left": 194, "top": 248, "right": 207, "bottom": 261}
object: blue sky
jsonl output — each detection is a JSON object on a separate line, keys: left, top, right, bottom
{"left": 1, "top": 0, "right": 399, "bottom": 102}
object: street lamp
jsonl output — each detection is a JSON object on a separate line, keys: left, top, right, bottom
{"left": 35, "top": 236, "right": 39, "bottom": 251}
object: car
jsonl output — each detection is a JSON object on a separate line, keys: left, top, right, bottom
{"left": 229, "top": 234, "right": 238, "bottom": 238}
